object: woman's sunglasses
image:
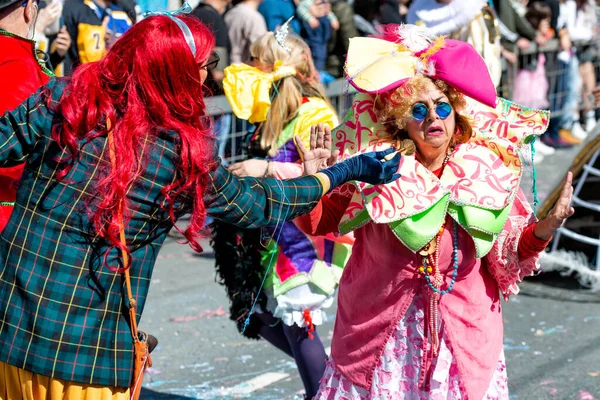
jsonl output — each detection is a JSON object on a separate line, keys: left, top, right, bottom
{"left": 412, "top": 102, "right": 452, "bottom": 122}
{"left": 200, "top": 52, "right": 220, "bottom": 71}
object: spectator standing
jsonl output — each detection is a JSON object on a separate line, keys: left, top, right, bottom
{"left": 298, "top": 0, "right": 340, "bottom": 83}
{"left": 259, "top": 0, "right": 301, "bottom": 33}
{"left": 192, "top": 0, "right": 232, "bottom": 162}
{"left": 0, "top": 0, "right": 52, "bottom": 231}
{"left": 33, "top": 0, "right": 72, "bottom": 75}
{"left": 62, "top": 0, "right": 133, "bottom": 75}
{"left": 408, "top": 0, "right": 503, "bottom": 87}
{"left": 33, "top": 0, "right": 60, "bottom": 51}
{"left": 571, "top": 0, "right": 597, "bottom": 132}
{"left": 225, "top": 0, "right": 267, "bottom": 64}
{"left": 529, "top": 0, "right": 561, "bottom": 35}
{"left": 493, "top": 0, "right": 546, "bottom": 63}
{"left": 192, "top": 0, "right": 231, "bottom": 91}
{"left": 325, "top": 0, "right": 358, "bottom": 78}
{"left": 512, "top": 1, "right": 553, "bottom": 110}
{"left": 511, "top": 1, "right": 558, "bottom": 160}
{"left": 540, "top": 0, "right": 582, "bottom": 148}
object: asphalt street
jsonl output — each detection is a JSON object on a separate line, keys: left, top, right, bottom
{"left": 138, "top": 135, "right": 600, "bottom": 400}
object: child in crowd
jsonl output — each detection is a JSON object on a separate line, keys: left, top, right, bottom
{"left": 297, "top": 0, "right": 339, "bottom": 83}
{"left": 34, "top": 0, "right": 72, "bottom": 76}
{"left": 572, "top": 0, "right": 598, "bottom": 133}
{"left": 513, "top": 2, "right": 558, "bottom": 160}
{"left": 542, "top": 0, "right": 585, "bottom": 148}
{"left": 513, "top": 2, "right": 553, "bottom": 111}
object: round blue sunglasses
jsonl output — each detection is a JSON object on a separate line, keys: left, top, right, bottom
{"left": 412, "top": 102, "right": 452, "bottom": 122}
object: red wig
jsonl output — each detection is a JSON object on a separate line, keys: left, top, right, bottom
{"left": 52, "top": 15, "right": 216, "bottom": 268}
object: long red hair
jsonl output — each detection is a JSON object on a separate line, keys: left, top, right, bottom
{"left": 52, "top": 15, "right": 216, "bottom": 268}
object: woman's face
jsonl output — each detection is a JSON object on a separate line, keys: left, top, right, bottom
{"left": 404, "top": 80, "right": 456, "bottom": 154}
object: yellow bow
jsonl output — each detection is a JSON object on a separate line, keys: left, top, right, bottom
{"left": 345, "top": 36, "right": 443, "bottom": 93}
{"left": 223, "top": 61, "right": 297, "bottom": 124}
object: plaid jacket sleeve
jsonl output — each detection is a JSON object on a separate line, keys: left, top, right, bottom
{"left": 0, "top": 79, "right": 59, "bottom": 167}
{"left": 205, "top": 163, "right": 324, "bottom": 228}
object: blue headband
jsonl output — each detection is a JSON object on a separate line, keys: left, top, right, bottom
{"left": 143, "top": 2, "right": 196, "bottom": 57}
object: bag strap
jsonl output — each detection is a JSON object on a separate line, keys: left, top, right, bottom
{"left": 106, "top": 119, "right": 139, "bottom": 344}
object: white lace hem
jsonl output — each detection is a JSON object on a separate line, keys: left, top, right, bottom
{"left": 257, "top": 284, "right": 336, "bottom": 327}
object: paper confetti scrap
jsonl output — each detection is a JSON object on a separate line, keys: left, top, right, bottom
{"left": 170, "top": 306, "right": 228, "bottom": 322}
{"left": 578, "top": 390, "right": 598, "bottom": 400}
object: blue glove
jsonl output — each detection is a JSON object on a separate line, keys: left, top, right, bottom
{"left": 321, "top": 148, "right": 401, "bottom": 192}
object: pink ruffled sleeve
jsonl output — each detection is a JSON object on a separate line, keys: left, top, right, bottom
{"left": 484, "top": 189, "right": 541, "bottom": 299}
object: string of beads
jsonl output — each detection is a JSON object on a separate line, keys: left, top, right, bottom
{"left": 422, "top": 222, "right": 459, "bottom": 295}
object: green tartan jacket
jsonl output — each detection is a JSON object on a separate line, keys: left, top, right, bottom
{"left": 0, "top": 79, "right": 323, "bottom": 387}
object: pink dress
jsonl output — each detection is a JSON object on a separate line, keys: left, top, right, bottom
{"left": 512, "top": 53, "right": 550, "bottom": 110}
{"left": 315, "top": 294, "right": 509, "bottom": 400}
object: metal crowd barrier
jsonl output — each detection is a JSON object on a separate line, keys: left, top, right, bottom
{"left": 502, "top": 39, "right": 600, "bottom": 119}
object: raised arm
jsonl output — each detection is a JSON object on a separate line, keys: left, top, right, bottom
{"left": 0, "top": 80, "right": 61, "bottom": 167}
{"left": 205, "top": 147, "right": 401, "bottom": 229}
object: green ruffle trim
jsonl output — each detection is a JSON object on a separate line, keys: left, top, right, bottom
{"left": 340, "top": 194, "right": 514, "bottom": 259}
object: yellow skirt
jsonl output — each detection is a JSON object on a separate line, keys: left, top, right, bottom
{"left": 0, "top": 361, "right": 129, "bottom": 400}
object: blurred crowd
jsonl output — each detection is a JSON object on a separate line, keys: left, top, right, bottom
{"left": 30, "top": 0, "right": 600, "bottom": 163}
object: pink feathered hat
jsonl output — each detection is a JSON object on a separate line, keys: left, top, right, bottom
{"left": 345, "top": 24, "right": 498, "bottom": 108}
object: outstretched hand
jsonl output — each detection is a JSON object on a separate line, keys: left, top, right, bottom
{"left": 297, "top": 123, "right": 340, "bottom": 176}
{"left": 535, "top": 171, "right": 575, "bottom": 240}
{"left": 319, "top": 147, "right": 401, "bottom": 192}
{"left": 349, "top": 148, "right": 401, "bottom": 185}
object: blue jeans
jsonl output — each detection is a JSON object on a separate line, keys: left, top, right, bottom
{"left": 548, "top": 55, "right": 581, "bottom": 130}
{"left": 562, "top": 54, "right": 581, "bottom": 129}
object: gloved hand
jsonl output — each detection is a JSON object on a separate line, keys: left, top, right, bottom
{"left": 321, "top": 148, "right": 401, "bottom": 191}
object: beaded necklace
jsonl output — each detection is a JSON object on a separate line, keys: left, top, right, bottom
{"left": 416, "top": 146, "right": 458, "bottom": 357}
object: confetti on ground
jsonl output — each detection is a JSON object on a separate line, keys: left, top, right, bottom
{"left": 578, "top": 390, "right": 598, "bottom": 400}
{"left": 588, "top": 371, "right": 600, "bottom": 377}
{"left": 170, "top": 306, "right": 228, "bottom": 322}
{"left": 534, "top": 326, "right": 564, "bottom": 336}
